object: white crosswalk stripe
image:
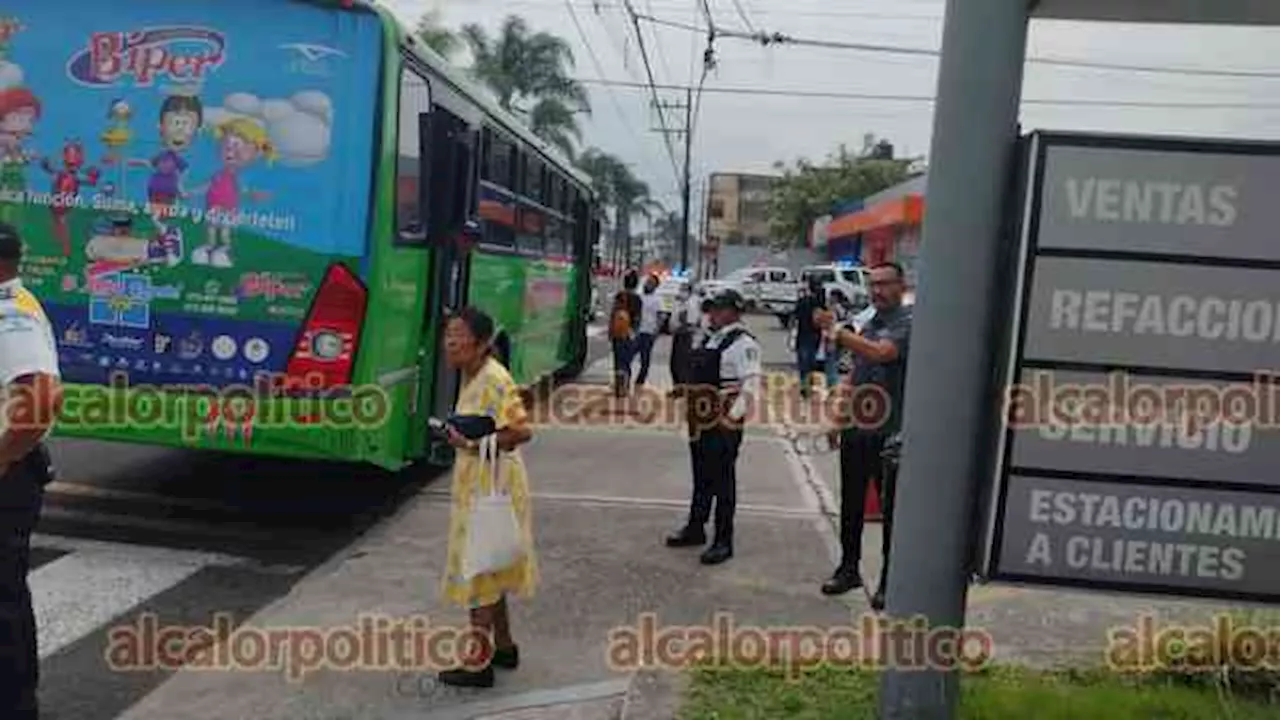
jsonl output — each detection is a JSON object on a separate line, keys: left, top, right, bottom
{"left": 28, "top": 535, "right": 268, "bottom": 660}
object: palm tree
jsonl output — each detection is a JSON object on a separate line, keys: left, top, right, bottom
{"left": 461, "top": 16, "right": 590, "bottom": 156}
{"left": 415, "top": 9, "right": 459, "bottom": 59}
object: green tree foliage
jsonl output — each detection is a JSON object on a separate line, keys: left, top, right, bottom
{"left": 415, "top": 9, "right": 459, "bottom": 59}
{"left": 460, "top": 16, "right": 590, "bottom": 157}
{"left": 577, "top": 148, "right": 660, "bottom": 261}
{"left": 768, "top": 141, "right": 915, "bottom": 247}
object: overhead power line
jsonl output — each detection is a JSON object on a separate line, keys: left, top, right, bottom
{"left": 574, "top": 77, "right": 1280, "bottom": 109}
{"left": 563, "top": 0, "right": 655, "bottom": 155}
{"left": 634, "top": 13, "right": 1280, "bottom": 80}
{"left": 727, "top": 0, "right": 757, "bottom": 32}
{"left": 620, "top": 0, "right": 683, "bottom": 182}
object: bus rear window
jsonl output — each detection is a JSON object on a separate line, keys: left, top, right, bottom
{"left": 396, "top": 67, "right": 432, "bottom": 243}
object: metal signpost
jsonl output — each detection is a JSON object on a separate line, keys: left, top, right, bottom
{"left": 983, "top": 131, "right": 1280, "bottom": 602}
{"left": 882, "top": 2, "right": 1280, "bottom": 719}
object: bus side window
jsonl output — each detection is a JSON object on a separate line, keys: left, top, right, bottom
{"left": 395, "top": 65, "right": 431, "bottom": 245}
{"left": 480, "top": 128, "right": 516, "bottom": 248}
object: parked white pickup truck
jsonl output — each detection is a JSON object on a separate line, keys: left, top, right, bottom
{"left": 700, "top": 265, "right": 798, "bottom": 326}
{"left": 800, "top": 263, "right": 872, "bottom": 313}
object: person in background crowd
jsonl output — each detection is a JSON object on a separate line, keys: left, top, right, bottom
{"left": 792, "top": 276, "right": 827, "bottom": 399}
{"left": 634, "top": 274, "right": 661, "bottom": 386}
{"left": 609, "top": 271, "right": 643, "bottom": 397}
{"left": 669, "top": 281, "right": 695, "bottom": 386}
{"left": 816, "top": 262, "right": 912, "bottom": 610}
{"left": 0, "top": 222, "right": 63, "bottom": 719}
{"left": 823, "top": 288, "right": 854, "bottom": 389}
{"left": 666, "top": 289, "right": 761, "bottom": 565}
{"left": 437, "top": 306, "right": 537, "bottom": 688}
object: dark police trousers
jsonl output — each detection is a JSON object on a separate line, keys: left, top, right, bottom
{"left": 0, "top": 446, "right": 51, "bottom": 719}
{"left": 670, "top": 328, "right": 692, "bottom": 385}
{"left": 683, "top": 328, "right": 750, "bottom": 546}
{"left": 837, "top": 429, "right": 892, "bottom": 580}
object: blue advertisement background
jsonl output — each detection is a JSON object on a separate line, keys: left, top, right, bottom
{"left": 4, "top": 0, "right": 382, "bottom": 254}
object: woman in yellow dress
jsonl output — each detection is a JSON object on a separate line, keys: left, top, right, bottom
{"left": 438, "top": 306, "right": 538, "bottom": 688}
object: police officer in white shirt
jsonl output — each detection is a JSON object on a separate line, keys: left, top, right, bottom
{"left": 0, "top": 223, "right": 62, "bottom": 720}
{"left": 666, "top": 289, "right": 761, "bottom": 565}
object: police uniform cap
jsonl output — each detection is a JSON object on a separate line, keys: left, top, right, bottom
{"left": 0, "top": 222, "right": 20, "bottom": 262}
{"left": 707, "top": 288, "right": 745, "bottom": 312}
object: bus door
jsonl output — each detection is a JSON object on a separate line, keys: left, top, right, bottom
{"left": 421, "top": 105, "right": 477, "bottom": 425}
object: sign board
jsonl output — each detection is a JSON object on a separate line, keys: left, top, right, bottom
{"left": 983, "top": 131, "right": 1280, "bottom": 603}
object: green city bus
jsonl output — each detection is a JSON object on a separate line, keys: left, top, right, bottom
{"left": 5, "top": 0, "right": 599, "bottom": 469}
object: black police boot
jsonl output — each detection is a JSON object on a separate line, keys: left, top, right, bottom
{"left": 665, "top": 525, "right": 706, "bottom": 548}
{"left": 821, "top": 568, "right": 864, "bottom": 596}
{"left": 492, "top": 644, "right": 519, "bottom": 670}
{"left": 700, "top": 535, "right": 733, "bottom": 565}
{"left": 870, "top": 569, "right": 889, "bottom": 610}
{"left": 438, "top": 665, "right": 495, "bottom": 688}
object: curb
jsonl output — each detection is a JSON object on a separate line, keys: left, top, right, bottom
{"left": 618, "top": 669, "right": 688, "bottom": 720}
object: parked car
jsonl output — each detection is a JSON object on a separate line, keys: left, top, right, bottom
{"left": 702, "top": 266, "right": 798, "bottom": 326}
{"left": 800, "top": 263, "right": 871, "bottom": 313}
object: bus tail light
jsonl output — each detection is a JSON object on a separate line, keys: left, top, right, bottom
{"left": 285, "top": 262, "right": 367, "bottom": 389}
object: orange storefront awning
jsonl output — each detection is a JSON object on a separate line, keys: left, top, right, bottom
{"left": 828, "top": 194, "right": 923, "bottom": 238}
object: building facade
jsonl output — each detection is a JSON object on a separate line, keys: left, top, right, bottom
{"left": 813, "top": 173, "right": 926, "bottom": 292}
{"left": 700, "top": 172, "right": 778, "bottom": 278}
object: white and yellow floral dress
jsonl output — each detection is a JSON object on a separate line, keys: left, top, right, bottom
{"left": 441, "top": 357, "right": 539, "bottom": 609}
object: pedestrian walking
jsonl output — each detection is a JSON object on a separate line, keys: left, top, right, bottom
{"left": 634, "top": 274, "right": 661, "bottom": 386}
{"left": 666, "top": 289, "right": 761, "bottom": 565}
{"left": 609, "top": 271, "right": 642, "bottom": 397}
{"left": 0, "top": 222, "right": 62, "bottom": 719}
{"left": 816, "top": 263, "right": 912, "bottom": 610}
{"left": 436, "top": 306, "right": 538, "bottom": 689}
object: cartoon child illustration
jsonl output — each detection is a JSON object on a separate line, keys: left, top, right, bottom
{"left": 0, "top": 86, "right": 39, "bottom": 222}
{"left": 189, "top": 116, "right": 273, "bottom": 268}
{"left": 130, "top": 94, "right": 202, "bottom": 236}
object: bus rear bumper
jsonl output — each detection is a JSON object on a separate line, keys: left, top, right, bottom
{"left": 44, "top": 383, "right": 405, "bottom": 471}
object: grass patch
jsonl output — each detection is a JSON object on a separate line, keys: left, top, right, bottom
{"left": 679, "top": 664, "right": 1278, "bottom": 719}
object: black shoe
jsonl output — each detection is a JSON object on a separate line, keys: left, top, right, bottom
{"left": 666, "top": 527, "right": 706, "bottom": 547}
{"left": 870, "top": 589, "right": 886, "bottom": 611}
{"left": 821, "top": 570, "right": 863, "bottom": 596}
{"left": 700, "top": 543, "right": 733, "bottom": 565}
{"left": 492, "top": 645, "right": 519, "bottom": 670}
{"left": 438, "top": 665, "right": 495, "bottom": 688}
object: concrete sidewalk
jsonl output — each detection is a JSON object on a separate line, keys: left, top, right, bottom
{"left": 116, "top": 423, "right": 857, "bottom": 720}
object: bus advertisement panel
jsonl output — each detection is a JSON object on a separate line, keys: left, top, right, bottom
{"left": 1, "top": 0, "right": 381, "bottom": 391}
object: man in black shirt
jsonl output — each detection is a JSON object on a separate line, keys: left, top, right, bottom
{"left": 816, "top": 262, "right": 912, "bottom": 609}
{"left": 793, "top": 276, "right": 827, "bottom": 399}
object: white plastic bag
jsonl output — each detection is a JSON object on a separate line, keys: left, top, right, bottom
{"left": 461, "top": 434, "right": 525, "bottom": 579}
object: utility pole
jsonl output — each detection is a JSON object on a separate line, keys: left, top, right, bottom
{"left": 680, "top": 86, "right": 693, "bottom": 271}
{"left": 651, "top": 94, "right": 692, "bottom": 270}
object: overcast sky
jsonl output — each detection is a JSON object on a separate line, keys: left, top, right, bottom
{"left": 380, "top": 0, "right": 1280, "bottom": 217}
